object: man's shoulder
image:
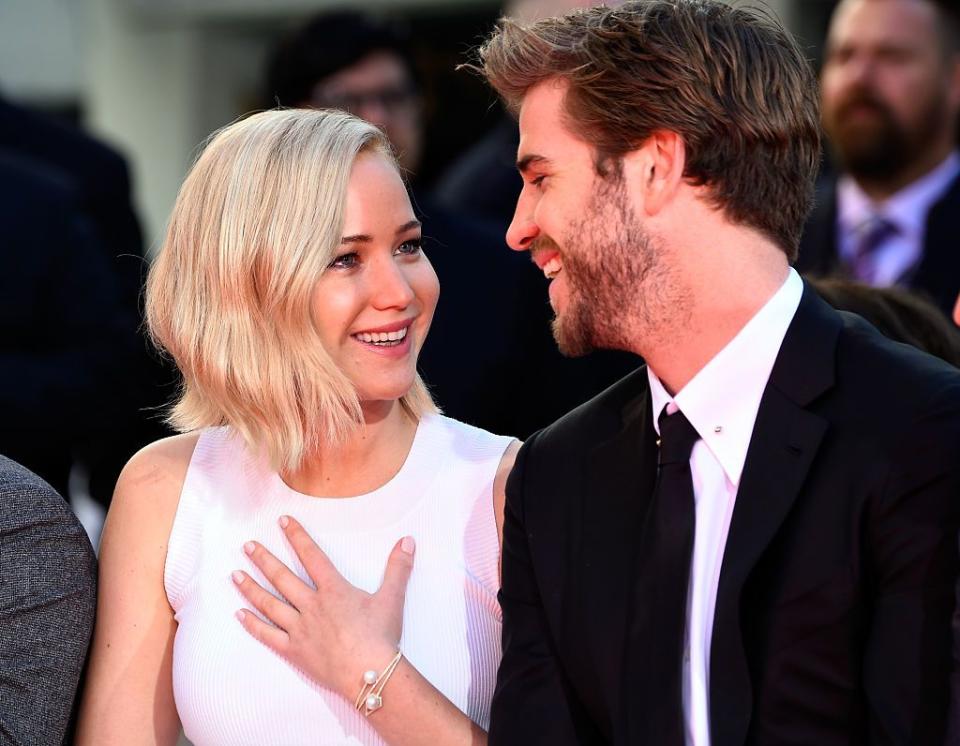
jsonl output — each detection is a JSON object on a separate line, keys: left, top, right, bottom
{"left": 0, "top": 455, "right": 66, "bottom": 518}
{"left": 0, "top": 454, "right": 95, "bottom": 566}
{"left": 830, "top": 311, "right": 960, "bottom": 439}
{"left": 526, "top": 365, "right": 649, "bottom": 456}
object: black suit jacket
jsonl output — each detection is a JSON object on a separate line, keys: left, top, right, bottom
{"left": 0, "top": 152, "right": 137, "bottom": 497}
{"left": 0, "top": 95, "right": 144, "bottom": 305}
{"left": 490, "top": 285, "right": 960, "bottom": 745}
{"left": 0, "top": 96, "right": 174, "bottom": 505}
{"left": 796, "top": 173, "right": 960, "bottom": 317}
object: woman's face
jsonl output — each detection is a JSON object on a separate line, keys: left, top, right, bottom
{"left": 312, "top": 151, "right": 438, "bottom": 404}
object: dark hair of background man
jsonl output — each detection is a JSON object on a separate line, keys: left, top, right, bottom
{"left": 265, "top": 9, "right": 506, "bottom": 188}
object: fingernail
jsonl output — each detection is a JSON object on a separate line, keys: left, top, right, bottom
{"left": 401, "top": 536, "right": 415, "bottom": 555}
{"left": 279, "top": 515, "right": 290, "bottom": 528}
{"left": 231, "top": 570, "right": 244, "bottom": 585}
{"left": 235, "top": 609, "right": 245, "bottom": 623}
{"left": 243, "top": 541, "right": 255, "bottom": 555}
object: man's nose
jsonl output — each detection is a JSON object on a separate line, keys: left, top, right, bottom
{"left": 506, "top": 193, "right": 540, "bottom": 252}
{"left": 840, "top": 53, "right": 877, "bottom": 88}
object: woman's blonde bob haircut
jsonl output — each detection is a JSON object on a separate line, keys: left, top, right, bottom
{"left": 146, "top": 108, "right": 436, "bottom": 471}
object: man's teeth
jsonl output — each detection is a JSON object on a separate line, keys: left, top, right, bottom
{"left": 543, "top": 256, "right": 562, "bottom": 280}
{"left": 355, "top": 327, "right": 409, "bottom": 345}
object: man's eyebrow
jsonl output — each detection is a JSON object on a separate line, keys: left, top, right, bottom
{"left": 341, "top": 219, "right": 422, "bottom": 244}
{"left": 517, "top": 154, "right": 550, "bottom": 173}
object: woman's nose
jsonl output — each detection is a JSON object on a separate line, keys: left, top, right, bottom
{"left": 370, "top": 257, "right": 416, "bottom": 310}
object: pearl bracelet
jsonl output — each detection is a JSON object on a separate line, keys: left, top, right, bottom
{"left": 354, "top": 650, "right": 403, "bottom": 716}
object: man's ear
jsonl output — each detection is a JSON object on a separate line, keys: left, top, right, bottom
{"left": 623, "top": 130, "right": 686, "bottom": 216}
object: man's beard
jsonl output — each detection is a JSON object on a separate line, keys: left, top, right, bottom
{"left": 548, "top": 180, "right": 680, "bottom": 357}
{"left": 824, "top": 87, "right": 947, "bottom": 181}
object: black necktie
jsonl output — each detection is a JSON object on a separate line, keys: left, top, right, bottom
{"left": 631, "top": 406, "right": 700, "bottom": 745}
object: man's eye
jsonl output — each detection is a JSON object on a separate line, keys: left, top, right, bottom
{"left": 877, "top": 48, "right": 912, "bottom": 65}
{"left": 531, "top": 175, "right": 546, "bottom": 188}
{"left": 329, "top": 252, "right": 360, "bottom": 269}
{"left": 396, "top": 239, "right": 423, "bottom": 256}
{"left": 826, "top": 47, "right": 853, "bottom": 65}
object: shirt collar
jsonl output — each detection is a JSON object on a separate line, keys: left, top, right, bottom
{"left": 647, "top": 268, "right": 803, "bottom": 487}
{"left": 837, "top": 150, "right": 960, "bottom": 239}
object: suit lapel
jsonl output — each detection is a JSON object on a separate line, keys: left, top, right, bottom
{"left": 709, "top": 285, "right": 841, "bottom": 746}
{"left": 574, "top": 372, "right": 658, "bottom": 736}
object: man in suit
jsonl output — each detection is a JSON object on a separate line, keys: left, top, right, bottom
{"left": 797, "top": 0, "right": 960, "bottom": 317}
{"left": 0, "top": 454, "right": 97, "bottom": 743}
{"left": 0, "top": 95, "right": 171, "bottom": 509}
{"left": 0, "top": 150, "right": 138, "bottom": 504}
{"left": 475, "top": 2, "right": 960, "bottom": 743}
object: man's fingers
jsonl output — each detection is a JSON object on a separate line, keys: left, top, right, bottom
{"left": 376, "top": 536, "right": 416, "bottom": 614}
{"left": 242, "top": 540, "right": 312, "bottom": 607}
{"left": 232, "top": 570, "right": 300, "bottom": 630}
{"left": 280, "top": 515, "right": 339, "bottom": 590}
{"left": 235, "top": 606, "right": 291, "bottom": 654}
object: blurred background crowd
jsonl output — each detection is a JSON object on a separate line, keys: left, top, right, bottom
{"left": 2, "top": 0, "right": 960, "bottom": 550}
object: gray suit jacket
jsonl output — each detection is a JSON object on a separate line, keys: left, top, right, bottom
{"left": 0, "top": 455, "right": 96, "bottom": 745}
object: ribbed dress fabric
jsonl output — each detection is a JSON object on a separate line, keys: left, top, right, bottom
{"left": 164, "top": 414, "right": 511, "bottom": 745}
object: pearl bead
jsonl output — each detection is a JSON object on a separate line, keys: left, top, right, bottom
{"left": 363, "top": 670, "right": 377, "bottom": 685}
{"left": 366, "top": 694, "right": 382, "bottom": 711}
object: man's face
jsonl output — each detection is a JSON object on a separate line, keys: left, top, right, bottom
{"left": 821, "top": 0, "right": 958, "bottom": 181}
{"left": 309, "top": 51, "right": 423, "bottom": 173}
{"left": 507, "top": 80, "right": 680, "bottom": 357}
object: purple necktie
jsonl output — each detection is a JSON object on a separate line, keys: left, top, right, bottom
{"left": 849, "top": 214, "right": 898, "bottom": 285}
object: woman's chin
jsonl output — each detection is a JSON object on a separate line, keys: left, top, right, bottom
{"left": 357, "top": 384, "right": 414, "bottom": 409}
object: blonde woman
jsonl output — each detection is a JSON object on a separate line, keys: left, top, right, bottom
{"left": 76, "top": 109, "right": 518, "bottom": 745}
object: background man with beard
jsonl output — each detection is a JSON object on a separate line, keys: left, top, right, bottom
{"left": 474, "top": 2, "right": 960, "bottom": 744}
{"left": 798, "top": 0, "right": 960, "bottom": 317}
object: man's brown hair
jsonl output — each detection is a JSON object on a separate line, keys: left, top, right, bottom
{"left": 476, "top": 0, "right": 822, "bottom": 259}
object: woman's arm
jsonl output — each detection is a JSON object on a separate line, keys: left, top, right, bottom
{"left": 234, "top": 441, "right": 520, "bottom": 746}
{"left": 75, "top": 434, "right": 197, "bottom": 746}
{"left": 494, "top": 440, "right": 522, "bottom": 568}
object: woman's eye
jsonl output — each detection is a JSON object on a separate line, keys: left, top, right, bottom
{"left": 329, "top": 252, "right": 359, "bottom": 269}
{"left": 396, "top": 239, "right": 423, "bottom": 256}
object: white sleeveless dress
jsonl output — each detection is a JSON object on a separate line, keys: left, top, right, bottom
{"left": 164, "top": 414, "right": 512, "bottom": 745}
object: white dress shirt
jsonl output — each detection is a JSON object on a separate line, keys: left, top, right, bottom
{"left": 837, "top": 151, "right": 960, "bottom": 286}
{"left": 647, "top": 268, "right": 803, "bottom": 746}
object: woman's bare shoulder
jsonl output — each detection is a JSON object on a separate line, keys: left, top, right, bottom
{"left": 108, "top": 432, "right": 202, "bottom": 534}
{"left": 117, "top": 432, "right": 200, "bottom": 496}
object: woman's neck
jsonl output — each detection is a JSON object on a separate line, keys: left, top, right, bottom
{"left": 281, "top": 400, "right": 419, "bottom": 498}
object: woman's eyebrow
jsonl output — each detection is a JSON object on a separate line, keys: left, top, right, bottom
{"left": 342, "top": 219, "right": 422, "bottom": 244}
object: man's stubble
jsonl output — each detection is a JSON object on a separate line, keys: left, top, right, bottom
{"left": 552, "top": 177, "right": 692, "bottom": 359}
